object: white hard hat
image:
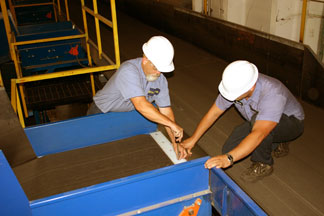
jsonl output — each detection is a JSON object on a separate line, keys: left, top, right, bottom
{"left": 218, "top": 60, "right": 258, "bottom": 101}
{"left": 142, "top": 36, "right": 175, "bottom": 72}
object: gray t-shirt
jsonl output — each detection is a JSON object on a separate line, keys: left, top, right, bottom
{"left": 93, "top": 58, "right": 171, "bottom": 113}
{"left": 215, "top": 73, "right": 305, "bottom": 123}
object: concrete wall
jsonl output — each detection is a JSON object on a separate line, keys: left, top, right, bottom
{"left": 200, "top": 0, "right": 324, "bottom": 63}
{"left": 117, "top": 0, "right": 324, "bottom": 109}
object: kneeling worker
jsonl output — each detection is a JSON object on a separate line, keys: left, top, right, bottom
{"left": 181, "top": 60, "right": 304, "bottom": 182}
{"left": 87, "top": 36, "right": 187, "bottom": 159}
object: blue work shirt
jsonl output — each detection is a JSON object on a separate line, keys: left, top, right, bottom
{"left": 215, "top": 73, "right": 304, "bottom": 123}
{"left": 93, "top": 58, "right": 171, "bottom": 113}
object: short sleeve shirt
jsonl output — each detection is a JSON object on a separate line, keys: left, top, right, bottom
{"left": 93, "top": 58, "right": 171, "bottom": 112}
{"left": 215, "top": 73, "right": 304, "bottom": 123}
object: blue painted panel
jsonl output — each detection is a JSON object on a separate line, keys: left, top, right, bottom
{"left": 15, "top": 4, "right": 55, "bottom": 25}
{"left": 16, "top": 28, "right": 81, "bottom": 43}
{"left": 24, "top": 111, "right": 157, "bottom": 156}
{"left": 17, "top": 21, "right": 73, "bottom": 36}
{"left": 19, "top": 40, "right": 86, "bottom": 68}
{"left": 30, "top": 157, "right": 210, "bottom": 216}
{"left": 210, "top": 168, "right": 267, "bottom": 216}
{"left": 0, "top": 151, "right": 32, "bottom": 216}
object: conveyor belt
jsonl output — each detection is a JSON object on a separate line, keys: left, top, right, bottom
{"left": 13, "top": 134, "right": 173, "bottom": 201}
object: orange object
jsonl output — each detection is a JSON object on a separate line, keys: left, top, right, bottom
{"left": 179, "top": 198, "right": 202, "bottom": 216}
{"left": 69, "top": 45, "right": 79, "bottom": 56}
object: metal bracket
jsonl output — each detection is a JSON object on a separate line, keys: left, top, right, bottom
{"left": 179, "top": 198, "right": 202, "bottom": 216}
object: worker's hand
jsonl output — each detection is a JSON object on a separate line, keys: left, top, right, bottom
{"left": 204, "top": 155, "right": 231, "bottom": 169}
{"left": 170, "top": 123, "right": 183, "bottom": 142}
{"left": 172, "top": 143, "right": 188, "bottom": 160}
{"left": 180, "top": 137, "right": 196, "bottom": 156}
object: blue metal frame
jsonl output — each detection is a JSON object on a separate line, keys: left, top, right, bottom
{"left": 0, "top": 150, "right": 32, "bottom": 216}
{"left": 24, "top": 110, "right": 157, "bottom": 156}
{"left": 30, "top": 156, "right": 210, "bottom": 216}
{"left": 210, "top": 168, "right": 267, "bottom": 216}
{"left": 0, "top": 151, "right": 211, "bottom": 216}
{"left": 1, "top": 109, "right": 267, "bottom": 216}
{"left": 0, "top": 151, "right": 267, "bottom": 215}
{"left": 14, "top": 1, "right": 55, "bottom": 25}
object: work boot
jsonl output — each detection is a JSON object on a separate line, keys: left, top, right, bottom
{"left": 273, "top": 142, "right": 290, "bottom": 158}
{"left": 240, "top": 162, "right": 273, "bottom": 183}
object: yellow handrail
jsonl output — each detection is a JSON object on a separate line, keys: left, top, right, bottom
{"left": 13, "top": 2, "right": 53, "bottom": 8}
{"left": 15, "top": 65, "right": 118, "bottom": 84}
{"left": 13, "top": 34, "right": 86, "bottom": 46}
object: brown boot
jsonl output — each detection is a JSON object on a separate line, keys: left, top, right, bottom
{"left": 240, "top": 162, "right": 273, "bottom": 183}
{"left": 273, "top": 142, "right": 290, "bottom": 158}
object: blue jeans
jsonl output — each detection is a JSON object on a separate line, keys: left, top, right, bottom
{"left": 222, "top": 114, "right": 304, "bottom": 165}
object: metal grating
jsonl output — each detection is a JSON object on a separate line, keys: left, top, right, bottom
{"left": 24, "top": 74, "right": 102, "bottom": 110}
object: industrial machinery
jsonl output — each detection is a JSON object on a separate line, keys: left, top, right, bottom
{"left": 0, "top": 0, "right": 120, "bottom": 126}
{"left": 0, "top": 1, "right": 267, "bottom": 215}
{"left": 0, "top": 87, "right": 266, "bottom": 216}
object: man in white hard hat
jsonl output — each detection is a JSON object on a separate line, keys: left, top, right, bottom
{"left": 87, "top": 36, "right": 187, "bottom": 159}
{"left": 181, "top": 60, "right": 304, "bottom": 182}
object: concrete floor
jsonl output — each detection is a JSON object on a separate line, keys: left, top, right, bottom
{"left": 66, "top": 2, "right": 324, "bottom": 215}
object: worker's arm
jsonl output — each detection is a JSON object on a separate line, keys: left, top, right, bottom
{"left": 159, "top": 107, "right": 187, "bottom": 159}
{"left": 204, "top": 120, "right": 277, "bottom": 169}
{"left": 181, "top": 103, "right": 224, "bottom": 155}
{"left": 131, "top": 96, "right": 183, "bottom": 141}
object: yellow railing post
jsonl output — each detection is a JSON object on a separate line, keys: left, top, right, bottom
{"left": 57, "top": 0, "right": 61, "bottom": 16}
{"left": 81, "top": 0, "right": 93, "bottom": 67}
{"left": 18, "top": 84, "right": 28, "bottom": 118}
{"left": 0, "top": 72, "right": 3, "bottom": 87}
{"left": 204, "top": 0, "right": 208, "bottom": 15}
{"left": 93, "top": 0, "right": 103, "bottom": 60}
{"left": 300, "top": 0, "right": 307, "bottom": 43}
{"left": 16, "top": 86, "right": 25, "bottom": 128}
{"left": 7, "top": 0, "right": 17, "bottom": 26}
{"left": 81, "top": 0, "right": 95, "bottom": 96}
{"left": 110, "top": 0, "right": 120, "bottom": 67}
{"left": 10, "top": 46, "right": 20, "bottom": 78}
{"left": 64, "top": 0, "right": 70, "bottom": 21}
{"left": 53, "top": 0, "right": 58, "bottom": 22}
{"left": 11, "top": 79, "right": 17, "bottom": 113}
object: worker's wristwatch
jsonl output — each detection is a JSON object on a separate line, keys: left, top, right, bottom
{"left": 225, "top": 153, "right": 234, "bottom": 166}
